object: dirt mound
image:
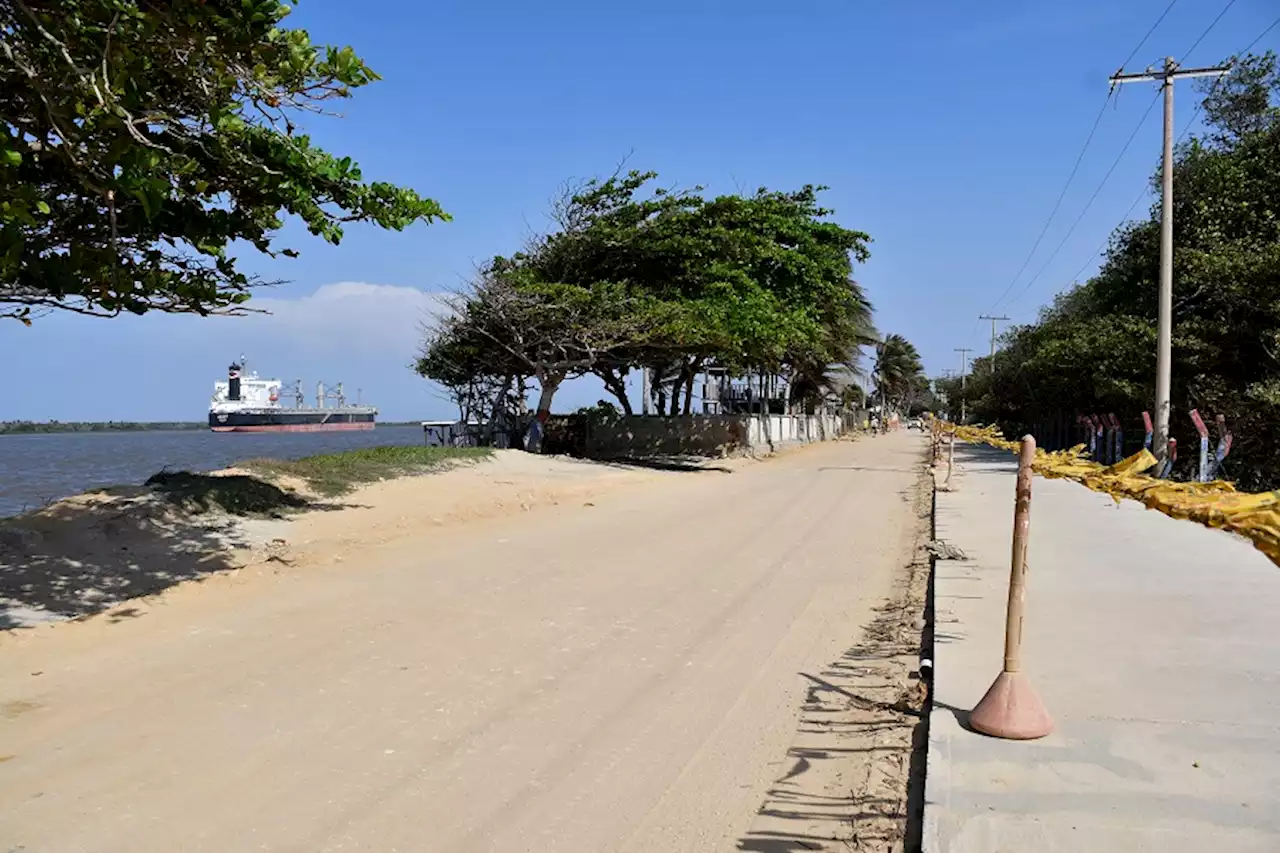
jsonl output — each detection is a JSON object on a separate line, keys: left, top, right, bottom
{"left": 0, "top": 488, "right": 247, "bottom": 628}
{"left": 145, "top": 470, "right": 310, "bottom": 516}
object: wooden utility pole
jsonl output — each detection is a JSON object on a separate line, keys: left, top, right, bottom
{"left": 955, "top": 348, "right": 973, "bottom": 424}
{"left": 1109, "top": 57, "right": 1230, "bottom": 463}
{"left": 939, "top": 368, "right": 956, "bottom": 419}
{"left": 978, "top": 315, "right": 1009, "bottom": 369}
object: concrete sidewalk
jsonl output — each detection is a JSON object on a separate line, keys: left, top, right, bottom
{"left": 924, "top": 443, "right": 1280, "bottom": 852}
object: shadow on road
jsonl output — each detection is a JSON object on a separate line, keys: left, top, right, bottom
{"left": 736, "top": 539, "right": 933, "bottom": 852}
{"left": 593, "top": 456, "right": 735, "bottom": 474}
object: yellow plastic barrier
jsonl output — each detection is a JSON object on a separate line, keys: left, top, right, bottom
{"left": 940, "top": 421, "right": 1280, "bottom": 568}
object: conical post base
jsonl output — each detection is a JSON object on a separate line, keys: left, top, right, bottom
{"left": 968, "top": 670, "right": 1053, "bottom": 740}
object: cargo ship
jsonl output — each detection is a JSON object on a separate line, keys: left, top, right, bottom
{"left": 209, "top": 358, "right": 377, "bottom": 432}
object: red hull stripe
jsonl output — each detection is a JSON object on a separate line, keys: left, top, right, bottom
{"left": 210, "top": 422, "right": 376, "bottom": 433}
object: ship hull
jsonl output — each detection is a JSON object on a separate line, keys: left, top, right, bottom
{"left": 209, "top": 410, "right": 376, "bottom": 433}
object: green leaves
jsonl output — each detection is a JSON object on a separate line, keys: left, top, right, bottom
{"left": 419, "top": 169, "right": 877, "bottom": 419}
{"left": 1, "top": 0, "right": 445, "bottom": 321}
{"left": 873, "top": 334, "right": 925, "bottom": 411}
{"left": 968, "top": 51, "right": 1280, "bottom": 487}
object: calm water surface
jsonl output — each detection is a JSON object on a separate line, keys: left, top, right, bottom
{"left": 0, "top": 426, "right": 428, "bottom": 517}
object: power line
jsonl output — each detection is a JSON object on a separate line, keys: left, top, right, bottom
{"left": 985, "top": 95, "right": 1111, "bottom": 313}
{"left": 1062, "top": 188, "right": 1149, "bottom": 291}
{"left": 1051, "top": 14, "right": 1277, "bottom": 297}
{"left": 964, "top": 315, "right": 983, "bottom": 349}
{"left": 1120, "top": 0, "right": 1180, "bottom": 72}
{"left": 1239, "top": 13, "right": 1280, "bottom": 55}
{"left": 1181, "top": 0, "right": 1238, "bottom": 62}
{"left": 1061, "top": 78, "right": 1221, "bottom": 288}
{"left": 983, "top": 1, "right": 1183, "bottom": 316}
{"left": 1005, "top": 89, "right": 1162, "bottom": 308}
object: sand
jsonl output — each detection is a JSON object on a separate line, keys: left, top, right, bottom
{"left": 0, "top": 451, "right": 712, "bottom": 628}
{"left": 0, "top": 434, "right": 931, "bottom": 852}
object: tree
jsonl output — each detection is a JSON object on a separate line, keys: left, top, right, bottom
{"left": 873, "top": 334, "right": 924, "bottom": 414}
{"left": 785, "top": 277, "right": 877, "bottom": 413}
{"left": 414, "top": 312, "right": 529, "bottom": 445}
{"left": 1198, "top": 51, "right": 1279, "bottom": 145}
{"left": 512, "top": 172, "right": 874, "bottom": 416}
{"left": 1, "top": 0, "right": 445, "bottom": 323}
{"left": 967, "top": 52, "right": 1280, "bottom": 487}
{"left": 416, "top": 169, "right": 877, "bottom": 448}
{"left": 418, "top": 270, "right": 664, "bottom": 450}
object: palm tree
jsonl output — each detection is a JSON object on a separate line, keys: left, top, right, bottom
{"left": 788, "top": 279, "right": 878, "bottom": 412}
{"left": 873, "top": 333, "right": 924, "bottom": 419}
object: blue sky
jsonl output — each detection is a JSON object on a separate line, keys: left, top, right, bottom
{"left": 4, "top": 0, "right": 1277, "bottom": 421}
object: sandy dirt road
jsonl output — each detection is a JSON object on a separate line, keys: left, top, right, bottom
{"left": 0, "top": 432, "right": 925, "bottom": 853}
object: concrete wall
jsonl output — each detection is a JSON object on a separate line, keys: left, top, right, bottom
{"left": 580, "top": 411, "right": 864, "bottom": 458}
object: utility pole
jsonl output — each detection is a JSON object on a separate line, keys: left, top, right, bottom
{"left": 978, "top": 315, "right": 1009, "bottom": 369}
{"left": 1110, "top": 57, "right": 1230, "bottom": 462}
{"left": 955, "top": 348, "right": 973, "bottom": 424}
{"left": 939, "top": 369, "right": 956, "bottom": 420}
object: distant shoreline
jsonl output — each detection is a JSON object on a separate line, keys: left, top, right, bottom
{"left": 0, "top": 421, "right": 422, "bottom": 436}
{"left": 0, "top": 422, "right": 206, "bottom": 435}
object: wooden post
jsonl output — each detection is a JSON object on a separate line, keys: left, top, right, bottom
{"left": 1004, "top": 437, "right": 1034, "bottom": 672}
{"left": 969, "top": 435, "right": 1053, "bottom": 740}
{"left": 943, "top": 434, "right": 956, "bottom": 491}
{"left": 1191, "top": 409, "right": 1210, "bottom": 482}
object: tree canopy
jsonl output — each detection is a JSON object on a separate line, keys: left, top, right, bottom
{"left": 418, "top": 170, "right": 889, "bottom": 439}
{"left": 962, "top": 51, "right": 1280, "bottom": 487}
{"left": 1, "top": 0, "right": 445, "bottom": 323}
{"left": 873, "top": 333, "right": 925, "bottom": 413}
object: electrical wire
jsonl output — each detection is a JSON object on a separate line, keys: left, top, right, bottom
{"left": 1026, "top": 0, "right": 1241, "bottom": 306}
{"left": 981, "top": 0, "right": 1182, "bottom": 317}
{"left": 1048, "top": 13, "right": 1278, "bottom": 298}
{"left": 984, "top": 95, "right": 1112, "bottom": 313}
{"left": 1061, "top": 186, "right": 1151, "bottom": 292}
{"left": 1005, "top": 89, "right": 1162, "bottom": 308}
{"left": 1239, "top": 13, "right": 1280, "bottom": 55}
{"left": 1181, "top": 0, "right": 1238, "bottom": 62}
{"left": 1120, "top": 0, "right": 1180, "bottom": 72}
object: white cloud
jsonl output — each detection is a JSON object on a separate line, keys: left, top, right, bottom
{"left": 2, "top": 281, "right": 624, "bottom": 421}
{"left": 240, "top": 282, "right": 448, "bottom": 356}
{"left": 0, "top": 282, "right": 458, "bottom": 421}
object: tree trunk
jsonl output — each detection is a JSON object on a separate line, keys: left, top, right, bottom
{"left": 525, "top": 372, "right": 562, "bottom": 453}
{"left": 760, "top": 370, "right": 773, "bottom": 450}
{"left": 485, "top": 376, "right": 511, "bottom": 444}
{"left": 597, "top": 368, "right": 633, "bottom": 416}
{"left": 670, "top": 362, "right": 691, "bottom": 417}
{"left": 682, "top": 359, "right": 702, "bottom": 415}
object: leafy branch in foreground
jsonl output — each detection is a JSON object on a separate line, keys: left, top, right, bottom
{"left": 1, "top": 0, "right": 446, "bottom": 323}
